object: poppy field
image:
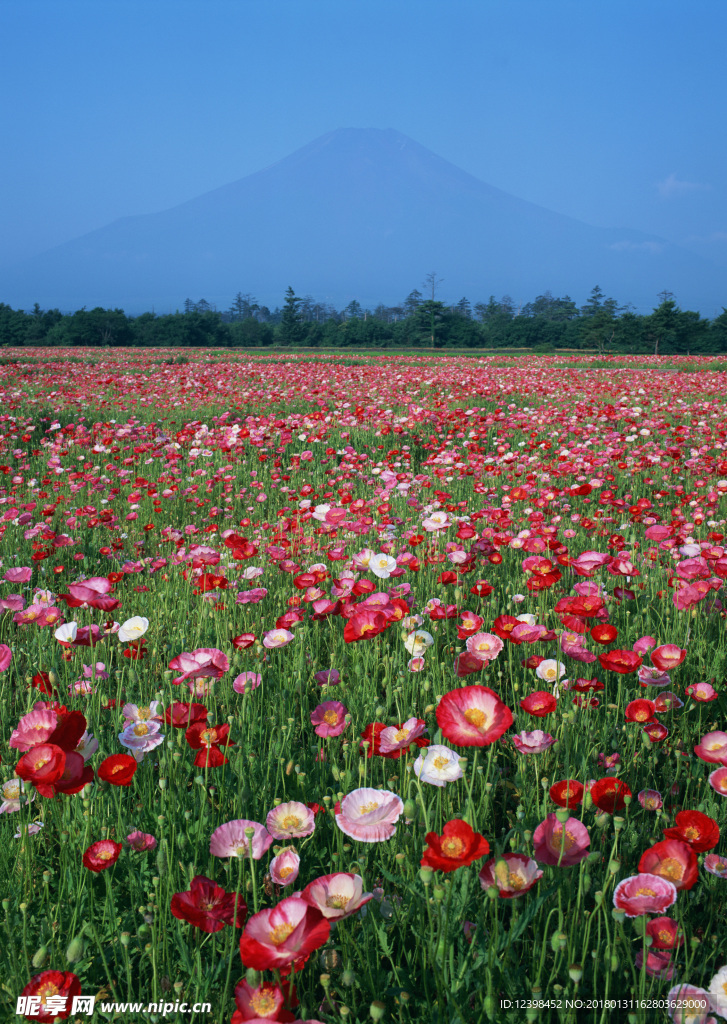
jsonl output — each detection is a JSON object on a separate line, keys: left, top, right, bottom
{"left": 1, "top": 348, "right": 727, "bottom": 1024}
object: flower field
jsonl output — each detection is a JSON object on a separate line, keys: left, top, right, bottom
{"left": 1, "top": 348, "right": 727, "bottom": 1024}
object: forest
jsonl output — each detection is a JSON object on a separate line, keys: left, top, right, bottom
{"left": 1, "top": 284, "right": 726, "bottom": 352}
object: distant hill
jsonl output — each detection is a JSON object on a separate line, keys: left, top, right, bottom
{"left": 1, "top": 127, "right": 723, "bottom": 315}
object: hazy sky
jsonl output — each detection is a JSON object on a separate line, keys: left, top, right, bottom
{"left": 2, "top": 0, "right": 726, "bottom": 271}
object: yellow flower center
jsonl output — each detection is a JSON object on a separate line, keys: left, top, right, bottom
{"left": 634, "top": 887, "right": 657, "bottom": 897}
{"left": 658, "top": 858, "right": 682, "bottom": 881}
{"left": 432, "top": 756, "right": 449, "bottom": 770}
{"left": 359, "top": 801, "right": 380, "bottom": 814}
{"left": 37, "top": 981, "right": 60, "bottom": 1005}
{"left": 683, "top": 826, "right": 699, "bottom": 841}
{"left": 464, "top": 708, "right": 486, "bottom": 728}
{"left": 323, "top": 711, "right": 338, "bottom": 725}
{"left": 138, "top": 708, "right": 152, "bottom": 720}
{"left": 98, "top": 849, "right": 113, "bottom": 860}
{"left": 658, "top": 929, "right": 673, "bottom": 944}
{"left": 441, "top": 837, "right": 465, "bottom": 858}
{"left": 281, "top": 815, "right": 302, "bottom": 831}
{"left": 251, "top": 991, "right": 276, "bottom": 1014}
{"left": 278, "top": 866, "right": 294, "bottom": 879}
{"left": 269, "top": 922, "right": 295, "bottom": 945}
{"left": 134, "top": 723, "right": 149, "bottom": 736}
{"left": 393, "top": 729, "right": 409, "bottom": 743}
{"left": 508, "top": 873, "right": 524, "bottom": 890}
{"left": 554, "top": 829, "right": 576, "bottom": 851}
{"left": 34, "top": 756, "right": 50, "bottom": 769}
{"left": 326, "top": 892, "right": 350, "bottom": 909}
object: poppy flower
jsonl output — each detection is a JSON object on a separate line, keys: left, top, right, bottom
{"left": 590, "top": 777, "right": 631, "bottom": 814}
{"left": 533, "top": 814, "right": 590, "bottom": 866}
{"left": 169, "top": 648, "right": 229, "bottom": 685}
{"left": 15, "top": 744, "right": 67, "bottom": 797}
{"left": 638, "top": 839, "right": 698, "bottom": 891}
{"left": 520, "top": 691, "right": 557, "bottom": 717}
{"left": 83, "top": 839, "right": 122, "bottom": 872}
{"left": 97, "top": 753, "right": 138, "bottom": 786}
{"left": 478, "top": 853, "right": 542, "bottom": 899}
{"left": 266, "top": 802, "right": 316, "bottom": 840}
{"left": 549, "top": 779, "right": 584, "bottom": 809}
{"left": 421, "top": 819, "right": 490, "bottom": 873}
{"left": 335, "top": 787, "right": 404, "bottom": 843}
{"left": 590, "top": 624, "right": 618, "bottom": 645}
{"left": 650, "top": 644, "right": 686, "bottom": 672}
{"left": 210, "top": 819, "right": 274, "bottom": 860}
{"left": 170, "top": 875, "right": 247, "bottom": 932}
{"left": 612, "top": 874, "right": 677, "bottom": 917}
{"left": 343, "top": 609, "right": 388, "bottom": 643}
{"left": 18, "top": 971, "right": 81, "bottom": 1022}
{"left": 662, "top": 810, "right": 719, "bottom": 852}
{"left": 436, "top": 685, "right": 513, "bottom": 747}
{"left": 231, "top": 633, "right": 256, "bottom": 649}
{"left": 512, "top": 730, "right": 555, "bottom": 755}
{"left": 165, "top": 702, "right": 208, "bottom": 729}
{"left": 646, "top": 917, "right": 684, "bottom": 950}
{"left": 185, "top": 722, "right": 234, "bottom": 767}
{"left": 624, "top": 699, "right": 656, "bottom": 724}
{"left": 238, "top": 898, "right": 330, "bottom": 971}
{"left": 708, "top": 768, "right": 727, "bottom": 796}
{"left": 232, "top": 979, "right": 298, "bottom": 1023}
{"left": 694, "top": 731, "right": 727, "bottom": 766}
{"left": 597, "top": 649, "right": 643, "bottom": 674}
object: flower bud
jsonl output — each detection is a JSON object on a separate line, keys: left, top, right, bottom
{"left": 370, "top": 1001, "right": 386, "bottom": 1021}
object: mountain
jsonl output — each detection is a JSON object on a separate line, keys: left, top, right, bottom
{"left": 1, "top": 127, "right": 723, "bottom": 315}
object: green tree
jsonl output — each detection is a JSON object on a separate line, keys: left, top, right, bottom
{"left": 279, "top": 286, "right": 306, "bottom": 346}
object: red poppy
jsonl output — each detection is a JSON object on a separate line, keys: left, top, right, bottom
{"left": 98, "top": 753, "right": 138, "bottom": 787}
{"left": 590, "top": 624, "right": 618, "bottom": 645}
{"left": 359, "top": 722, "right": 428, "bottom": 760}
{"left": 15, "top": 744, "right": 67, "bottom": 797}
{"left": 170, "top": 875, "right": 247, "bottom": 933}
{"left": 491, "top": 615, "right": 521, "bottom": 643}
{"left": 232, "top": 979, "right": 298, "bottom": 1023}
{"left": 18, "top": 971, "right": 81, "bottom": 1022}
{"left": 82, "top": 840, "right": 123, "bottom": 872}
{"left": 231, "top": 633, "right": 256, "bottom": 649}
{"left": 185, "top": 722, "right": 234, "bottom": 767}
{"left": 549, "top": 779, "right": 584, "bottom": 809}
{"left": 31, "top": 671, "right": 56, "bottom": 696}
{"left": 53, "top": 752, "right": 94, "bottom": 796}
{"left": 624, "top": 699, "right": 656, "bottom": 724}
{"left": 646, "top": 917, "right": 684, "bottom": 951}
{"left": 638, "top": 839, "right": 698, "bottom": 891}
{"left": 662, "top": 810, "right": 719, "bottom": 852}
{"left": 421, "top": 819, "right": 490, "bottom": 873}
{"left": 470, "top": 580, "right": 493, "bottom": 597}
{"left": 597, "top": 649, "right": 643, "bottom": 674}
{"left": 343, "top": 609, "right": 388, "bottom": 643}
{"left": 590, "top": 777, "right": 632, "bottom": 814}
{"left": 165, "top": 702, "right": 208, "bottom": 728}
{"left": 520, "top": 691, "right": 557, "bottom": 717}
{"left": 123, "top": 639, "right": 148, "bottom": 661}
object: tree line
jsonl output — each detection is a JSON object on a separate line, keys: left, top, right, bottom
{"left": 1, "top": 283, "right": 726, "bottom": 353}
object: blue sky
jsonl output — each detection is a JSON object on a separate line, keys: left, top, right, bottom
{"left": 2, "top": 0, "right": 726, "bottom": 279}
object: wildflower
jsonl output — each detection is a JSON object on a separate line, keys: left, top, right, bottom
{"left": 612, "top": 873, "right": 677, "bottom": 917}
{"left": 233, "top": 672, "right": 262, "bottom": 695}
{"left": 549, "top": 779, "right": 584, "bottom": 809}
{"left": 0, "top": 779, "right": 34, "bottom": 815}
{"left": 169, "top": 647, "right": 229, "bottom": 684}
{"left": 597, "top": 649, "right": 643, "bottom": 674}
{"left": 263, "top": 629, "right": 295, "bottom": 649}
{"left": 118, "top": 616, "right": 149, "bottom": 643}
{"left": 535, "top": 659, "right": 567, "bottom": 684}
{"left": 97, "top": 753, "right": 138, "bottom": 786}
{"left": 465, "top": 633, "right": 504, "bottom": 662}
{"left": 170, "top": 876, "right": 247, "bottom": 932}
{"left": 186, "top": 721, "right": 234, "bottom": 767}
{"left": 269, "top": 849, "right": 301, "bottom": 887}
{"left": 300, "top": 873, "right": 373, "bottom": 920}
{"left": 651, "top": 644, "right": 686, "bottom": 672}
{"left": 512, "top": 730, "right": 555, "bottom": 755}
{"left": 436, "top": 685, "right": 513, "bottom": 747}
{"left": 478, "top": 853, "right": 542, "bottom": 899}
{"left": 662, "top": 810, "right": 719, "bottom": 852}
{"left": 708, "top": 768, "right": 727, "bottom": 796}
{"left": 18, "top": 971, "right": 81, "bottom": 1023}
{"left": 118, "top": 720, "right": 164, "bottom": 762}
{"left": 413, "top": 744, "right": 464, "bottom": 787}
{"left": 378, "top": 717, "right": 427, "bottom": 755}
{"left": 310, "top": 701, "right": 347, "bottom": 738}
{"left": 646, "top": 917, "right": 684, "bottom": 950}
{"left": 83, "top": 840, "right": 122, "bottom": 872}
{"left": 638, "top": 789, "right": 663, "bottom": 811}
{"left": 590, "top": 777, "right": 631, "bottom": 814}
{"left": 126, "top": 831, "right": 157, "bottom": 852}
{"left": 520, "top": 691, "right": 557, "bottom": 717}
{"left": 335, "top": 788, "right": 404, "bottom": 843}
{"left": 704, "top": 853, "right": 727, "bottom": 877}
{"left": 266, "top": 802, "right": 316, "bottom": 840}
{"left": 233, "top": 978, "right": 298, "bottom": 1022}
{"left": 210, "top": 819, "right": 274, "bottom": 860}
{"left": 638, "top": 839, "right": 698, "bottom": 891}
{"left": 238, "top": 898, "right": 330, "bottom": 971}
{"left": 533, "top": 814, "right": 590, "bottom": 866}
{"left": 694, "top": 731, "right": 727, "bottom": 766}
{"left": 421, "top": 820, "right": 490, "bottom": 872}
{"left": 404, "top": 629, "right": 434, "bottom": 656}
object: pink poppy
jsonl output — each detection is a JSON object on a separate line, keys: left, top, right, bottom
{"left": 512, "top": 730, "right": 556, "bottom": 755}
{"left": 708, "top": 768, "right": 727, "bottom": 796}
{"left": 300, "top": 873, "right": 373, "bottom": 919}
{"left": 9, "top": 707, "right": 58, "bottom": 751}
{"left": 4, "top": 566, "right": 32, "bottom": 583}
{"left": 465, "top": 633, "right": 504, "bottom": 663}
{"left": 633, "top": 635, "right": 657, "bottom": 655}
{"left": 407, "top": 656, "right": 426, "bottom": 672}
{"left": 378, "top": 717, "right": 427, "bottom": 754}
{"left": 533, "top": 814, "right": 590, "bottom": 866}
{"left": 314, "top": 669, "right": 340, "bottom": 686}
{"left": 126, "top": 831, "right": 157, "bottom": 851}
{"left": 613, "top": 873, "right": 677, "bottom": 917}
{"left": 651, "top": 645, "right": 686, "bottom": 672}
{"left": 266, "top": 802, "right": 316, "bottom": 840}
{"left": 269, "top": 849, "right": 300, "bottom": 887}
{"left": 436, "top": 685, "right": 513, "bottom": 747}
{"left": 236, "top": 588, "right": 268, "bottom": 605}
{"left": 686, "top": 681, "right": 718, "bottom": 702}
{"left": 310, "top": 701, "right": 348, "bottom": 738}
{"left": 665, "top": 986, "right": 711, "bottom": 1024}
{"left": 262, "top": 629, "right": 295, "bottom": 649}
{"left": 210, "top": 819, "right": 274, "bottom": 860}
{"left": 704, "top": 853, "right": 727, "bottom": 877}
{"left": 335, "top": 788, "right": 404, "bottom": 843}
{"left": 559, "top": 632, "right": 597, "bottom": 663}
{"left": 478, "top": 853, "right": 543, "bottom": 898}
{"left": 694, "top": 732, "right": 727, "bottom": 766}
{"left": 638, "top": 665, "right": 672, "bottom": 687}
{"left": 634, "top": 949, "right": 675, "bottom": 980}
{"left": 169, "top": 648, "right": 229, "bottom": 685}
{"left": 638, "top": 789, "right": 663, "bottom": 811}
{"left": 232, "top": 672, "right": 262, "bottom": 695}
{"left": 238, "top": 897, "right": 330, "bottom": 971}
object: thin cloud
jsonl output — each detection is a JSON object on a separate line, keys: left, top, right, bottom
{"left": 683, "top": 230, "right": 727, "bottom": 244}
{"left": 609, "top": 240, "right": 663, "bottom": 254}
{"left": 656, "top": 173, "right": 710, "bottom": 198}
